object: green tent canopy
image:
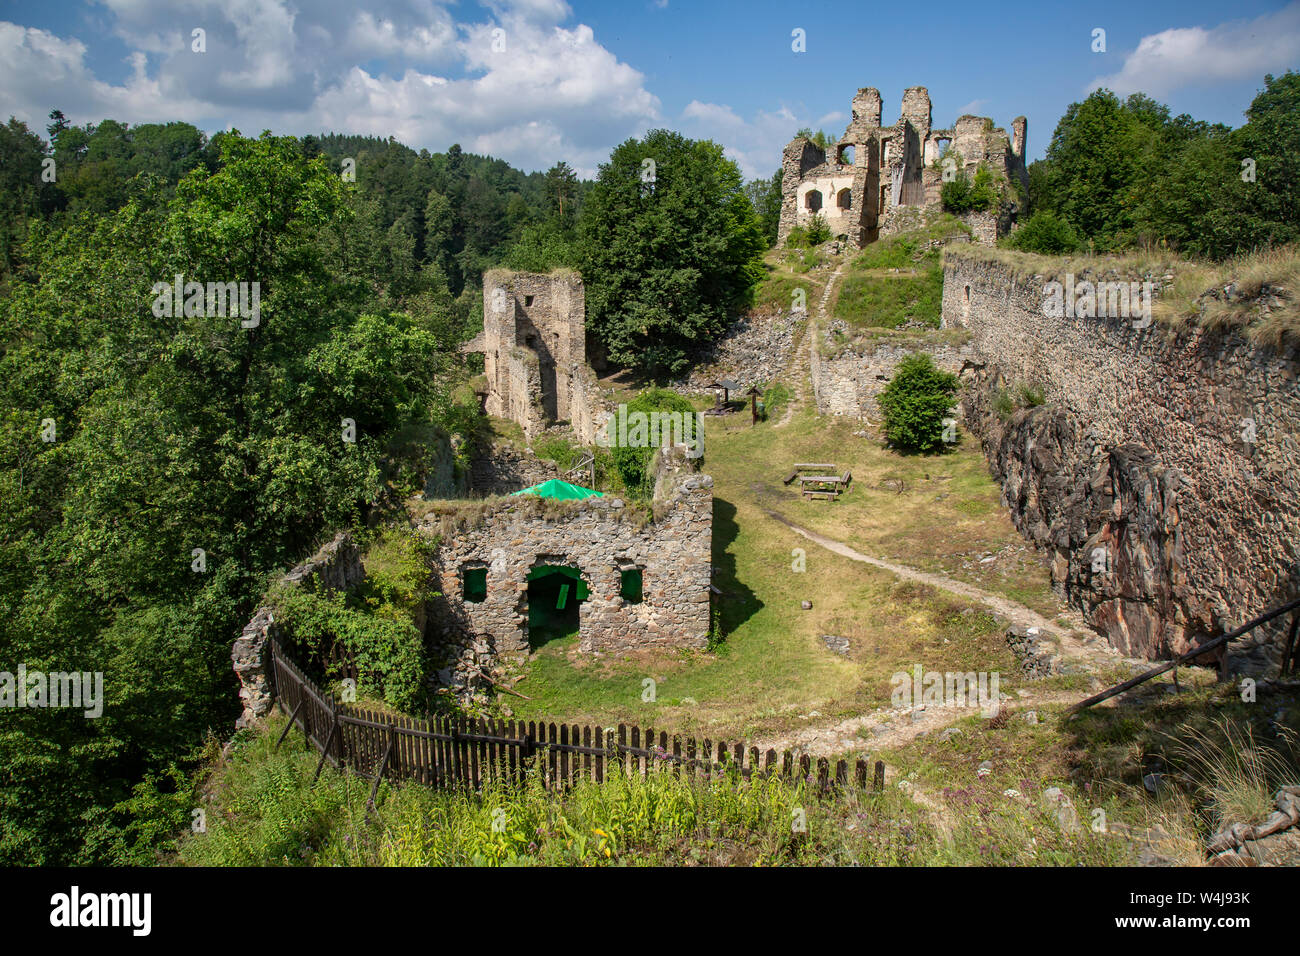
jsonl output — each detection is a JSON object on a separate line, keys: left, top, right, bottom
{"left": 510, "top": 479, "right": 604, "bottom": 500}
{"left": 527, "top": 564, "right": 589, "bottom": 601}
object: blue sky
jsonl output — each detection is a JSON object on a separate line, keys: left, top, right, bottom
{"left": 0, "top": 0, "right": 1296, "bottom": 178}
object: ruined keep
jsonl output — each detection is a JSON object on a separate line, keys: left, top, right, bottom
{"left": 778, "top": 86, "right": 1028, "bottom": 248}
{"left": 464, "top": 269, "right": 603, "bottom": 444}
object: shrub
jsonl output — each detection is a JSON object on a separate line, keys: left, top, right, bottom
{"left": 941, "top": 164, "right": 999, "bottom": 214}
{"left": 805, "top": 212, "right": 832, "bottom": 246}
{"left": 757, "top": 382, "right": 791, "bottom": 421}
{"left": 877, "top": 354, "right": 961, "bottom": 453}
{"left": 1000, "top": 211, "right": 1083, "bottom": 254}
{"left": 609, "top": 388, "right": 698, "bottom": 502}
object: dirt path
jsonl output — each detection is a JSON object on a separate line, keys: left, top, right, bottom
{"left": 751, "top": 511, "right": 1138, "bottom": 758}
{"left": 775, "top": 261, "right": 846, "bottom": 428}
{"left": 766, "top": 509, "right": 1101, "bottom": 645}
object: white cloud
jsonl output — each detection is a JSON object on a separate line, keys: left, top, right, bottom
{"left": 680, "top": 100, "right": 845, "bottom": 180}
{"left": 0, "top": 1, "right": 660, "bottom": 175}
{"left": 1088, "top": 3, "right": 1300, "bottom": 98}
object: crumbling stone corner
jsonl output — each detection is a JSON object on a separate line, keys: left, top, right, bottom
{"left": 231, "top": 532, "right": 365, "bottom": 729}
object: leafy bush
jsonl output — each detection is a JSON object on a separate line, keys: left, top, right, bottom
{"left": 805, "top": 212, "right": 832, "bottom": 246}
{"left": 757, "top": 382, "right": 791, "bottom": 421}
{"left": 877, "top": 354, "right": 961, "bottom": 453}
{"left": 271, "top": 578, "right": 428, "bottom": 712}
{"left": 999, "top": 211, "right": 1082, "bottom": 254}
{"left": 609, "top": 388, "right": 698, "bottom": 502}
{"left": 941, "top": 164, "right": 999, "bottom": 214}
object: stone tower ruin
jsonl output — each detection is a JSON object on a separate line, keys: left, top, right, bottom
{"left": 778, "top": 86, "right": 1028, "bottom": 248}
{"left": 464, "top": 268, "right": 602, "bottom": 443}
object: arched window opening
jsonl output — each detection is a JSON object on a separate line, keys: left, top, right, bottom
{"left": 837, "top": 188, "right": 852, "bottom": 210}
{"left": 805, "top": 190, "right": 823, "bottom": 212}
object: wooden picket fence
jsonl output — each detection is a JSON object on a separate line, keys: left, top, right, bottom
{"left": 268, "top": 640, "right": 885, "bottom": 808}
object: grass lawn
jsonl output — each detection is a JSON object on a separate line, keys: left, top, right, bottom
{"left": 507, "top": 390, "right": 1074, "bottom": 739}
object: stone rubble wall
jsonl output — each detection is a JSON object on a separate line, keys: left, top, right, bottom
{"left": 944, "top": 253, "right": 1300, "bottom": 674}
{"left": 419, "top": 452, "right": 712, "bottom": 698}
{"left": 468, "top": 441, "right": 559, "bottom": 496}
{"left": 673, "top": 309, "right": 801, "bottom": 394}
{"left": 810, "top": 319, "right": 975, "bottom": 419}
{"left": 231, "top": 533, "right": 365, "bottom": 728}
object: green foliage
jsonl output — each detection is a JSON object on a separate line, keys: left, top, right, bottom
{"left": 793, "top": 127, "right": 833, "bottom": 151}
{"left": 941, "top": 164, "right": 999, "bottom": 214}
{"left": 609, "top": 388, "right": 697, "bottom": 502}
{"left": 579, "top": 129, "right": 767, "bottom": 379}
{"left": 993, "top": 383, "right": 1046, "bottom": 420}
{"left": 999, "top": 211, "right": 1082, "bottom": 254}
{"left": 877, "top": 354, "right": 961, "bottom": 454}
{"left": 272, "top": 586, "right": 427, "bottom": 712}
{"left": 0, "top": 131, "right": 472, "bottom": 863}
{"left": 745, "top": 168, "right": 783, "bottom": 247}
{"left": 834, "top": 268, "right": 943, "bottom": 329}
{"left": 757, "top": 382, "right": 791, "bottom": 421}
{"left": 804, "top": 213, "right": 832, "bottom": 246}
{"left": 1027, "top": 75, "right": 1300, "bottom": 258}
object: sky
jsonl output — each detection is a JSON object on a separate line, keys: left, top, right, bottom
{"left": 0, "top": 0, "right": 1296, "bottom": 180}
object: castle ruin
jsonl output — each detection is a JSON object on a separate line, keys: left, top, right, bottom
{"left": 778, "top": 86, "right": 1028, "bottom": 248}
{"left": 464, "top": 268, "right": 603, "bottom": 444}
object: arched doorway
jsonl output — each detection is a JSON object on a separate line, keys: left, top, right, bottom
{"left": 525, "top": 564, "right": 588, "bottom": 648}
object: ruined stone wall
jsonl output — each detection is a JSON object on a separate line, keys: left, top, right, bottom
{"left": 778, "top": 139, "right": 827, "bottom": 246}
{"left": 420, "top": 459, "right": 713, "bottom": 695}
{"left": 943, "top": 253, "right": 1300, "bottom": 674}
{"left": 674, "top": 309, "right": 801, "bottom": 394}
{"left": 477, "top": 269, "right": 587, "bottom": 439}
{"left": 231, "top": 533, "right": 365, "bottom": 728}
{"left": 468, "top": 441, "right": 559, "bottom": 496}
{"left": 810, "top": 321, "right": 975, "bottom": 418}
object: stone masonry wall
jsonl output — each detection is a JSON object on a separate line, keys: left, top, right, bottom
{"left": 811, "top": 321, "right": 975, "bottom": 419}
{"left": 231, "top": 532, "right": 365, "bottom": 728}
{"left": 943, "top": 253, "right": 1300, "bottom": 674}
{"left": 419, "top": 454, "right": 712, "bottom": 696}
{"left": 674, "top": 309, "right": 801, "bottom": 395}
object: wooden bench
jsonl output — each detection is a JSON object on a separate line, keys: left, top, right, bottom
{"left": 782, "top": 470, "right": 799, "bottom": 485}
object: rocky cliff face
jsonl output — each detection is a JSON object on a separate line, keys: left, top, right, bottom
{"left": 967, "top": 387, "right": 1213, "bottom": 663}
{"left": 947, "top": 252, "right": 1300, "bottom": 675}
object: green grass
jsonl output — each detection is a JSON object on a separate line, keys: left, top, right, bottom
{"left": 175, "top": 714, "right": 1130, "bottom": 866}
{"left": 833, "top": 267, "right": 943, "bottom": 329}
{"left": 850, "top": 214, "right": 971, "bottom": 271}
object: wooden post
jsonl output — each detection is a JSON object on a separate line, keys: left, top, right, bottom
{"left": 313, "top": 713, "right": 339, "bottom": 782}
{"left": 275, "top": 701, "right": 304, "bottom": 749}
{"left": 366, "top": 724, "right": 396, "bottom": 816}
{"left": 1281, "top": 610, "right": 1300, "bottom": 676}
